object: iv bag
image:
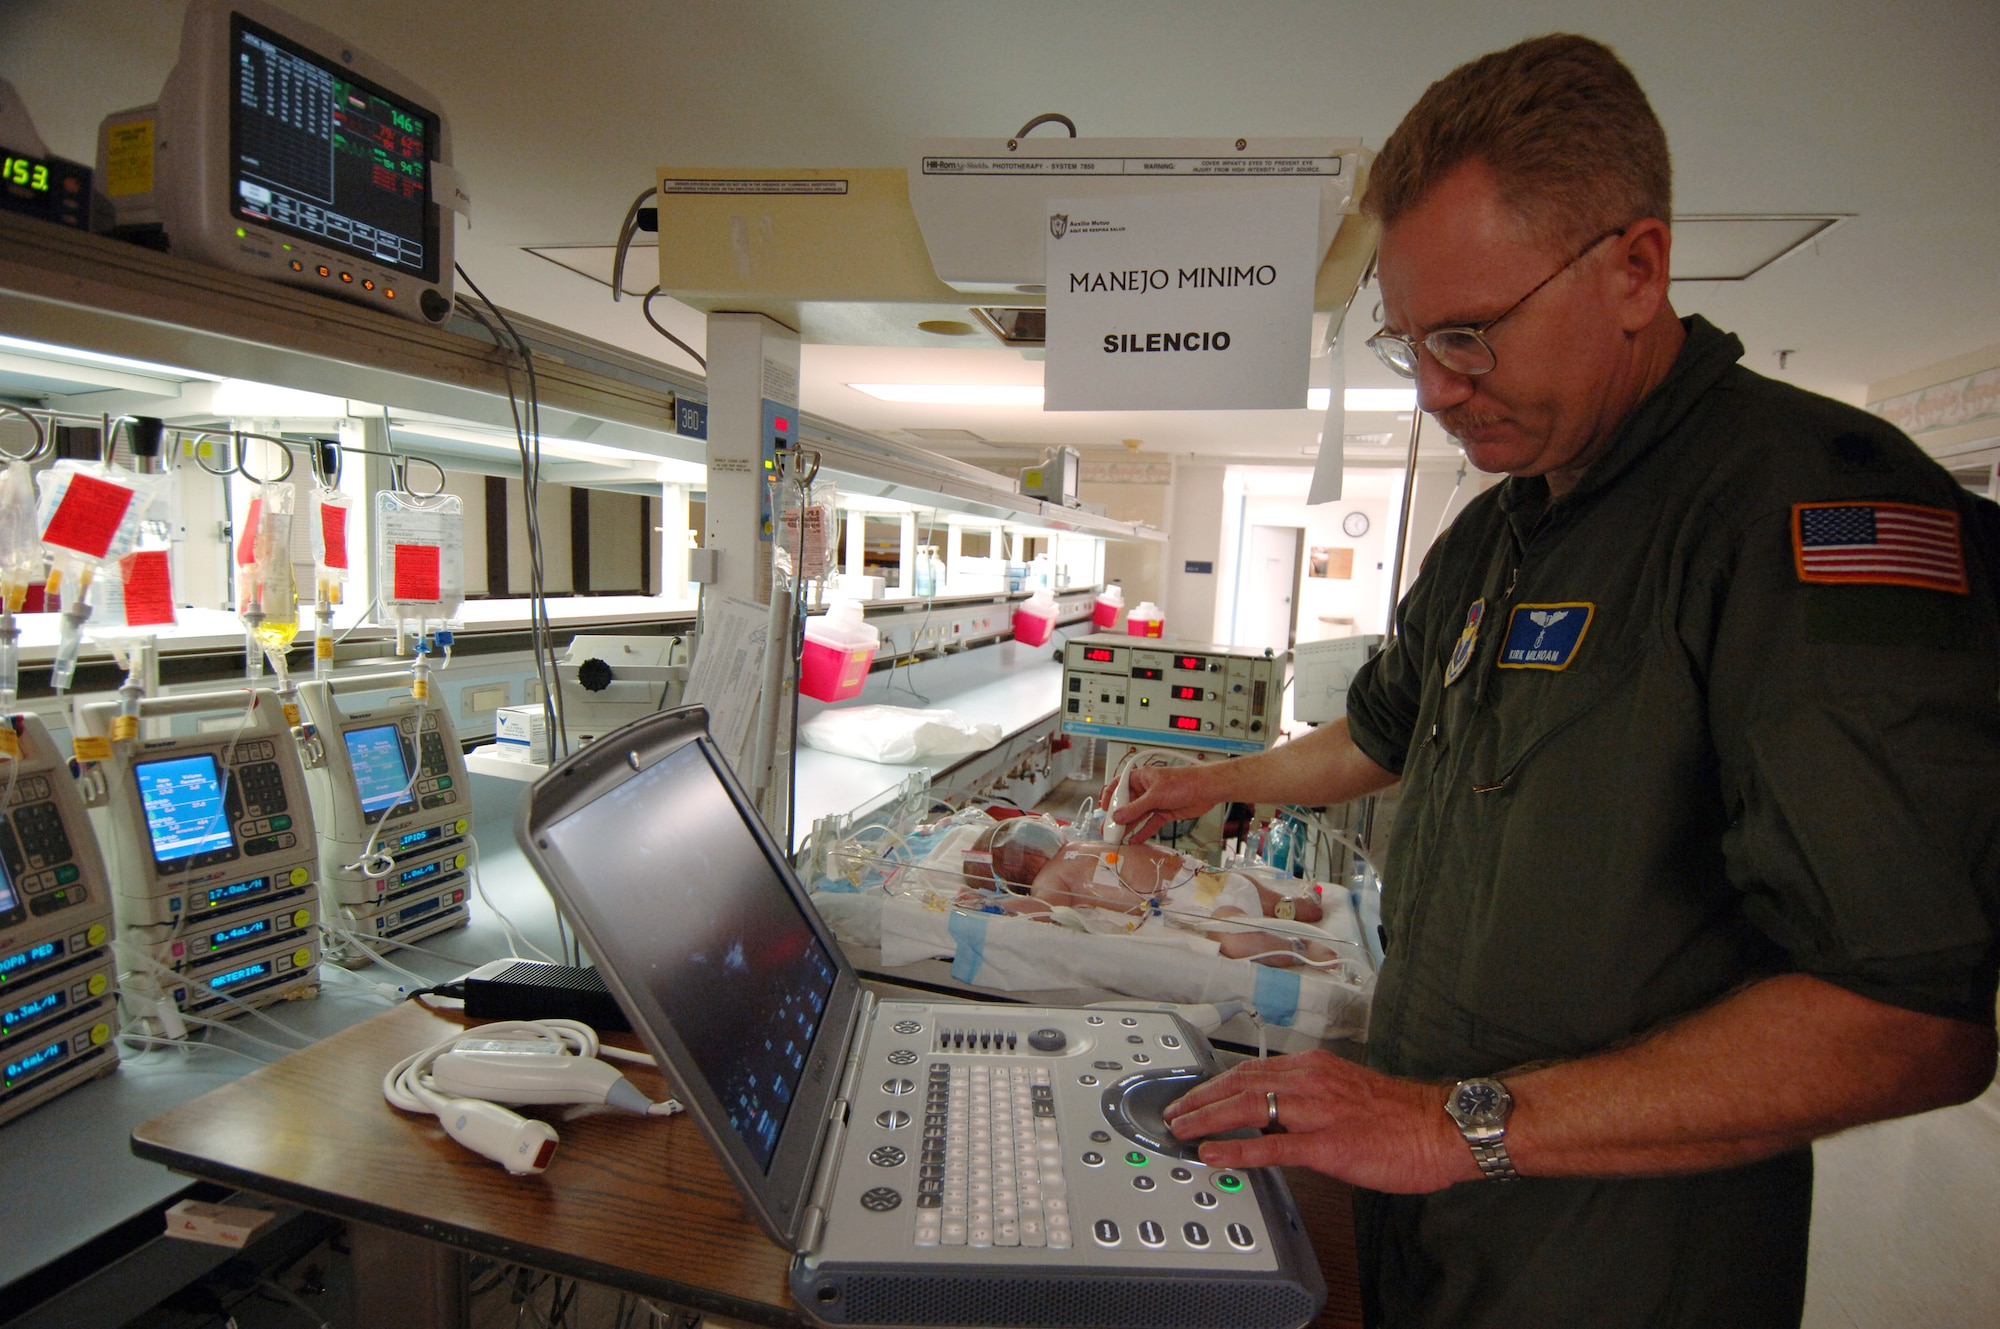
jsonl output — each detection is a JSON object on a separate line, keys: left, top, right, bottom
{"left": 91, "top": 548, "right": 179, "bottom": 634}
{"left": 374, "top": 490, "right": 464, "bottom": 621}
{"left": 35, "top": 460, "right": 160, "bottom": 570}
{"left": 235, "top": 482, "right": 299, "bottom": 654}
{"left": 0, "top": 460, "right": 41, "bottom": 611}
{"left": 310, "top": 488, "right": 353, "bottom": 590}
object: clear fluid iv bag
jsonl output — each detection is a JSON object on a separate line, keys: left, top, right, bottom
{"left": 0, "top": 459, "right": 41, "bottom": 613}
{"left": 235, "top": 481, "right": 300, "bottom": 658}
{"left": 374, "top": 490, "right": 465, "bottom": 623}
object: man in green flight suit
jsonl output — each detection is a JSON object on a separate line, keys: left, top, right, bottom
{"left": 1119, "top": 33, "right": 2000, "bottom": 1329}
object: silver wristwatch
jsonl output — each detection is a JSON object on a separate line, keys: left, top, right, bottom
{"left": 1445, "top": 1077, "right": 1520, "bottom": 1181}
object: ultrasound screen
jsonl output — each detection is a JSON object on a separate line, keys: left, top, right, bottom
{"left": 541, "top": 742, "right": 838, "bottom": 1171}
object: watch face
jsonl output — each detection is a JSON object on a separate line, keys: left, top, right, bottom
{"left": 1342, "top": 511, "right": 1370, "bottom": 538}
{"left": 1450, "top": 1079, "right": 1510, "bottom": 1127}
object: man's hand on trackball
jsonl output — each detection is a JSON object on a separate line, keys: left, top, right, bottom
{"left": 1162, "top": 1049, "right": 1481, "bottom": 1194}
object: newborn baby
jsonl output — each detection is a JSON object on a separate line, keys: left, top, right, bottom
{"left": 957, "top": 821, "right": 1337, "bottom": 967}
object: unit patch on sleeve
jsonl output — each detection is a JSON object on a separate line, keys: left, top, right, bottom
{"left": 1496, "top": 603, "right": 1595, "bottom": 671}
{"left": 1793, "top": 501, "right": 1967, "bottom": 594}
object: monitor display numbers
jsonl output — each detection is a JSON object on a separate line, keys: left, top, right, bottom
{"left": 5, "top": 1036, "right": 70, "bottom": 1084}
{"left": 230, "top": 15, "right": 436, "bottom": 278}
{"left": 398, "top": 860, "right": 440, "bottom": 887}
{"left": 1083, "top": 647, "right": 1117, "bottom": 663}
{"left": 2, "top": 988, "right": 65, "bottom": 1031}
{"left": 0, "top": 939, "right": 61, "bottom": 981}
{"left": 1171, "top": 685, "right": 1204, "bottom": 701}
{"left": 2, "top": 155, "right": 52, "bottom": 193}
{"left": 1170, "top": 715, "right": 1202, "bottom": 731}
{"left": 204, "top": 878, "right": 268, "bottom": 908}
{"left": 136, "top": 755, "right": 235, "bottom": 863}
{"left": 209, "top": 918, "right": 269, "bottom": 949}
{"left": 1172, "top": 654, "right": 1206, "bottom": 671}
{"left": 344, "top": 724, "right": 412, "bottom": 816}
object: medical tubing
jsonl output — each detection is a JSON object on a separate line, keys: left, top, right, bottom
{"left": 115, "top": 940, "right": 315, "bottom": 1050}
{"left": 118, "top": 1032, "right": 275, "bottom": 1070}
{"left": 464, "top": 834, "right": 559, "bottom": 964}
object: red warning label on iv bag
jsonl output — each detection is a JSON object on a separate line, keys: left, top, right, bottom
{"left": 41, "top": 472, "right": 137, "bottom": 559}
{"left": 235, "top": 497, "right": 261, "bottom": 567}
{"left": 392, "top": 543, "right": 440, "bottom": 600}
{"left": 118, "top": 550, "right": 175, "bottom": 626}
{"left": 319, "top": 501, "right": 349, "bottom": 570}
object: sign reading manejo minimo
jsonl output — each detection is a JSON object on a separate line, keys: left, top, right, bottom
{"left": 1043, "top": 182, "right": 1319, "bottom": 411}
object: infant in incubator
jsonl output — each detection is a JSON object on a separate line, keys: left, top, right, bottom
{"left": 953, "top": 818, "right": 1341, "bottom": 968}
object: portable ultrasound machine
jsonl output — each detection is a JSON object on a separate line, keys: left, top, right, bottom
{"left": 295, "top": 669, "right": 473, "bottom": 956}
{"left": 0, "top": 714, "right": 118, "bottom": 1126}
{"left": 77, "top": 688, "right": 321, "bottom": 1030}
{"left": 516, "top": 707, "right": 1325, "bottom": 1329}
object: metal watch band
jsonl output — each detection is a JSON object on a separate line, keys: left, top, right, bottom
{"left": 1466, "top": 1135, "right": 1520, "bottom": 1181}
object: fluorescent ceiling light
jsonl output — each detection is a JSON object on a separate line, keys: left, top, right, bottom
{"left": 0, "top": 333, "right": 223, "bottom": 382}
{"left": 211, "top": 380, "right": 349, "bottom": 418}
{"left": 1322, "top": 387, "right": 1418, "bottom": 412}
{"left": 849, "top": 383, "right": 1045, "bottom": 406}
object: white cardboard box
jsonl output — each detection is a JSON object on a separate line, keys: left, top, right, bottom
{"left": 493, "top": 705, "right": 550, "bottom": 763}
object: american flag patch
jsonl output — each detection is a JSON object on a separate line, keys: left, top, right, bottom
{"left": 1793, "top": 501, "right": 1967, "bottom": 593}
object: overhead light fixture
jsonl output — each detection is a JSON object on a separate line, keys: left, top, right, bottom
{"left": 1309, "top": 388, "right": 1418, "bottom": 412}
{"left": 849, "top": 383, "right": 1045, "bottom": 406}
{"left": 210, "top": 380, "right": 351, "bottom": 418}
{"left": 0, "top": 333, "right": 224, "bottom": 382}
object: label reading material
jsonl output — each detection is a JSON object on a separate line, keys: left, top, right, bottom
{"left": 393, "top": 544, "right": 441, "bottom": 601}
{"left": 41, "top": 473, "right": 137, "bottom": 560}
{"left": 104, "top": 120, "right": 155, "bottom": 197}
{"left": 319, "top": 501, "right": 349, "bottom": 571}
{"left": 118, "top": 550, "right": 175, "bottom": 626}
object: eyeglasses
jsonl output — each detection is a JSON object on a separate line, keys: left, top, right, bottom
{"left": 1366, "top": 226, "right": 1628, "bottom": 379}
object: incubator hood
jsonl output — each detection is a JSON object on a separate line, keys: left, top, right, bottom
{"left": 652, "top": 137, "right": 1376, "bottom": 349}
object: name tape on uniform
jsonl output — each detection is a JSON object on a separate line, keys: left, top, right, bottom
{"left": 1497, "top": 603, "right": 1595, "bottom": 671}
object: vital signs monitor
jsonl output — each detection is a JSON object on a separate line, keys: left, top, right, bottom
{"left": 136, "top": 0, "right": 458, "bottom": 323}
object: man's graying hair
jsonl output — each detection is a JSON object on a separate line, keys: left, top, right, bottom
{"left": 1363, "top": 34, "right": 1672, "bottom": 252}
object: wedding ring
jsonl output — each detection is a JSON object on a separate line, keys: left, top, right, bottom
{"left": 1266, "top": 1090, "right": 1280, "bottom": 1129}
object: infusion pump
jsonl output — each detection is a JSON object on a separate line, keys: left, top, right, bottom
{"left": 76, "top": 689, "right": 322, "bottom": 1033}
{"left": 1061, "top": 635, "right": 1285, "bottom": 756}
{"left": 0, "top": 713, "right": 117, "bottom": 1127}
{"left": 296, "top": 671, "right": 473, "bottom": 957}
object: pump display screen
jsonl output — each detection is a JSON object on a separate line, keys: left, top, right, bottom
{"left": 230, "top": 14, "right": 439, "bottom": 280}
{"left": 135, "top": 755, "right": 235, "bottom": 863}
{"left": 344, "top": 724, "right": 412, "bottom": 815}
{"left": 1171, "top": 716, "right": 1202, "bottom": 731}
{"left": 1171, "top": 685, "right": 1203, "bottom": 701}
{"left": 5, "top": 1036, "right": 70, "bottom": 1083}
{"left": 3, "top": 987, "right": 66, "bottom": 1032}
{"left": 1173, "top": 654, "right": 1205, "bottom": 671}
{"left": 1082, "top": 647, "right": 1116, "bottom": 663}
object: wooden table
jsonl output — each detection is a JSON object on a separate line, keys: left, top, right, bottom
{"left": 132, "top": 1001, "right": 1363, "bottom": 1328}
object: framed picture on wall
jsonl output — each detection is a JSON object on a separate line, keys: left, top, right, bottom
{"left": 1309, "top": 546, "right": 1355, "bottom": 579}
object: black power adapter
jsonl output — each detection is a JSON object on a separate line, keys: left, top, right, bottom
{"left": 459, "top": 960, "right": 630, "bottom": 1031}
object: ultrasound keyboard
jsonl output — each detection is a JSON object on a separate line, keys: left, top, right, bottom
{"left": 916, "top": 1059, "right": 1072, "bottom": 1249}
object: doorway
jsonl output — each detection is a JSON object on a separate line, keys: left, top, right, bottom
{"left": 1232, "top": 523, "right": 1304, "bottom": 653}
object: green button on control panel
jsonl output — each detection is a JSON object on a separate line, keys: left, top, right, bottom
{"left": 1125, "top": 1151, "right": 1148, "bottom": 1167}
